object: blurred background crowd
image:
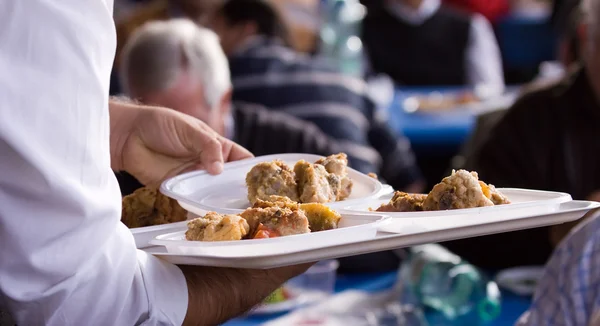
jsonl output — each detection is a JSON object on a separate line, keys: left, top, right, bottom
{"left": 107, "top": 0, "right": 598, "bottom": 324}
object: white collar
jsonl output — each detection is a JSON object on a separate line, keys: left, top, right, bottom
{"left": 385, "top": 0, "right": 441, "bottom": 25}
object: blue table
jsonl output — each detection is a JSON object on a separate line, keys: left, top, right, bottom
{"left": 386, "top": 87, "right": 476, "bottom": 153}
{"left": 224, "top": 272, "right": 531, "bottom": 325}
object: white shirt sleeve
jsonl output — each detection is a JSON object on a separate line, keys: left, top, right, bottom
{"left": 0, "top": 1, "right": 188, "bottom": 325}
{"left": 465, "top": 14, "right": 505, "bottom": 90}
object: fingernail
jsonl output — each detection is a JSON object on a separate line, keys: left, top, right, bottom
{"left": 210, "top": 161, "right": 224, "bottom": 174}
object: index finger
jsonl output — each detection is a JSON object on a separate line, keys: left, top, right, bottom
{"left": 219, "top": 137, "right": 253, "bottom": 163}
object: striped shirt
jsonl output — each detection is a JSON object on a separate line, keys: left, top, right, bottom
{"left": 516, "top": 211, "right": 600, "bottom": 326}
{"left": 229, "top": 36, "right": 422, "bottom": 189}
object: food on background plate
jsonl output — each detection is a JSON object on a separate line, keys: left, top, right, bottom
{"left": 376, "top": 192, "right": 427, "bottom": 212}
{"left": 185, "top": 197, "right": 342, "bottom": 241}
{"left": 121, "top": 187, "right": 187, "bottom": 228}
{"left": 376, "top": 170, "right": 510, "bottom": 212}
{"left": 263, "top": 287, "right": 291, "bottom": 304}
{"left": 246, "top": 153, "right": 354, "bottom": 205}
{"left": 405, "top": 91, "right": 479, "bottom": 113}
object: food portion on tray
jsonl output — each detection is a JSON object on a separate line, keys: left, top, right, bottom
{"left": 121, "top": 187, "right": 188, "bottom": 228}
{"left": 185, "top": 196, "right": 342, "bottom": 242}
{"left": 246, "top": 153, "right": 353, "bottom": 205}
{"left": 376, "top": 169, "right": 510, "bottom": 212}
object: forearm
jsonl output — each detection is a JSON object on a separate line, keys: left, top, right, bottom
{"left": 109, "top": 96, "right": 141, "bottom": 171}
{"left": 180, "top": 265, "right": 308, "bottom": 325}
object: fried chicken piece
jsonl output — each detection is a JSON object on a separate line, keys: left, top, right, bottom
{"left": 121, "top": 187, "right": 188, "bottom": 228}
{"left": 246, "top": 160, "right": 299, "bottom": 205}
{"left": 376, "top": 191, "right": 427, "bottom": 212}
{"left": 294, "top": 160, "right": 338, "bottom": 203}
{"left": 185, "top": 212, "right": 250, "bottom": 241}
{"left": 299, "top": 203, "right": 341, "bottom": 232}
{"left": 315, "top": 153, "right": 353, "bottom": 200}
{"left": 422, "top": 170, "right": 494, "bottom": 211}
{"left": 367, "top": 173, "right": 378, "bottom": 180}
{"left": 241, "top": 206, "right": 310, "bottom": 237}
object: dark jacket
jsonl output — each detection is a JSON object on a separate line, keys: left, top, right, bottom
{"left": 228, "top": 36, "right": 422, "bottom": 190}
{"left": 444, "top": 66, "right": 600, "bottom": 268}
{"left": 362, "top": 4, "right": 471, "bottom": 86}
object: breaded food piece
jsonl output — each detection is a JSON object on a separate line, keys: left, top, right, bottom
{"left": 241, "top": 206, "right": 310, "bottom": 237}
{"left": 294, "top": 160, "right": 338, "bottom": 203}
{"left": 299, "top": 203, "right": 342, "bottom": 232}
{"left": 376, "top": 192, "right": 427, "bottom": 212}
{"left": 121, "top": 187, "right": 157, "bottom": 228}
{"left": 315, "top": 153, "right": 353, "bottom": 200}
{"left": 367, "top": 173, "right": 378, "bottom": 180}
{"left": 121, "top": 187, "right": 187, "bottom": 228}
{"left": 185, "top": 212, "right": 250, "bottom": 241}
{"left": 422, "top": 170, "right": 494, "bottom": 211}
{"left": 253, "top": 196, "right": 300, "bottom": 210}
{"left": 246, "top": 160, "right": 299, "bottom": 204}
{"left": 479, "top": 181, "right": 511, "bottom": 205}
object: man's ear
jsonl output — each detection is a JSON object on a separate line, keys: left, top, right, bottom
{"left": 219, "top": 87, "right": 233, "bottom": 114}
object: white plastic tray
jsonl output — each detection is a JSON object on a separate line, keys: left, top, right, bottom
{"left": 150, "top": 213, "right": 390, "bottom": 256}
{"left": 342, "top": 188, "right": 573, "bottom": 219}
{"left": 129, "top": 212, "right": 199, "bottom": 249}
{"left": 145, "top": 200, "right": 599, "bottom": 269}
{"left": 161, "top": 154, "right": 385, "bottom": 216}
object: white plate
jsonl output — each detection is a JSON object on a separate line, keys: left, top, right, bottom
{"left": 342, "top": 188, "right": 572, "bottom": 220}
{"left": 129, "top": 212, "right": 198, "bottom": 249}
{"left": 160, "top": 153, "right": 384, "bottom": 216}
{"left": 150, "top": 213, "right": 390, "bottom": 256}
{"left": 145, "top": 200, "right": 599, "bottom": 269}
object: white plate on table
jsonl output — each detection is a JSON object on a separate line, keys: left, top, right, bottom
{"left": 342, "top": 188, "right": 573, "bottom": 222}
{"left": 145, "top": 200, "right": 599, "bottom": 269}
{"left": 161, "top": 153, "right": 385, "bottom": 216}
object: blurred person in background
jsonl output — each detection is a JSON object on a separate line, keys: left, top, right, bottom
{"left": 117, "top": 19, "right": 353, "bottom": 196}
{"left": 209, "top": 0, "right": 425, "bottom": 195}
{"left": 112, "top": 0, "right": 222, "bottom": 94}
{"left": 516, "top": 208, "right": 600, "bottom": 325}
{"left": 443, "top": 0, "right": 509, "bottom": 23}
{"left": 443, "top": 0, "right": 600, "bottom": 270}
{"left": 361, "top": 0, "right": 504, "bottom": 89}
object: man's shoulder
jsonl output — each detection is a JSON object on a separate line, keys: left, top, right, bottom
{"left": 502, "top": 74, "right": 575, "bottom": 121}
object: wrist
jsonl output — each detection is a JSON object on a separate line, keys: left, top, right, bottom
{"left": 109, "top": 97, "right": 141, "bottom": 171}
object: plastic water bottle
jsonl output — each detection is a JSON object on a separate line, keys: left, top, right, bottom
{"left": 396, "top": 244, "right": 501, "bottom": 325}
{"left": 319, "top": 0, "right": 366, "bottom": 76}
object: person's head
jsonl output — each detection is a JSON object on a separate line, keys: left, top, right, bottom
{"left": 170, "top": 0, "right": 222, "bottom": 21}
{"left": 208, "top": 0, "right": 290, "bottom": 55}
{"left": 120, "top": 19, "right": 232, "bottom": 136}
{"left": 581, "top": 0, "right": 600, "bottom": 99}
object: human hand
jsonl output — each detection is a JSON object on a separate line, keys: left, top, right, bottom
{"left": 180, "top": 263, "right": 313, "bottom": 325}
{"left": 110, "top": 99, "right": 253, "bottom": 187}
